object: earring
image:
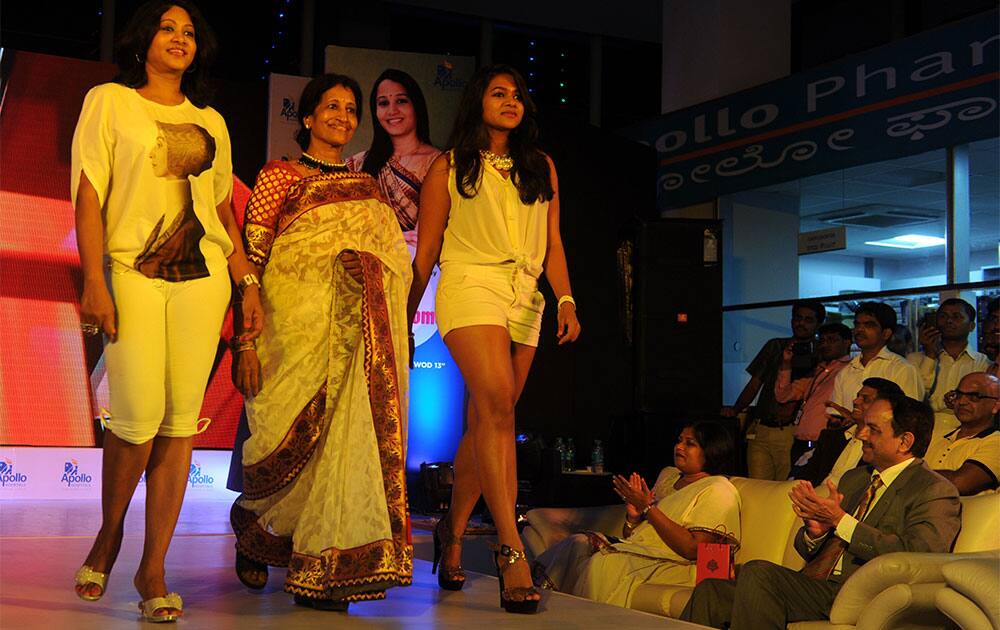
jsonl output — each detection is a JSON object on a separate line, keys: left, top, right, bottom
{"left": 185, "top": 61, "right": 197, "bottom": 74}
{"left": 134, "top": 52, "right": 144, "bottom": 64}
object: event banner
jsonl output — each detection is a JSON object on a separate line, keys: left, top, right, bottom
{"left": 267, "top": 73, "right": 313, "bottom": 162}
{"left": 0, "top": 447, "right": 237, "bottom": 501}
{"left": 624, "top": 9, "right": 999, "bottom": 210}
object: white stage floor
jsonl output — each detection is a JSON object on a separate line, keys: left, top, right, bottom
{"left": 0, "top": 499, "right": 707, "bottom": 629}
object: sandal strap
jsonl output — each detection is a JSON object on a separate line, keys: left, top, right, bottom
{"left": 139, "top": 592, "right": 183, "bottom": 615}
{"left": 439, "top": 565, "right": 466, "bottom": 579}
{"left": 75, "top": 565, "right": 108, "bottom": 589}
{"left": 502, "top": 585, "right": 540, "bottom": 601}
{"left": 491, "top": 543, "right": 528, "bottom": 566}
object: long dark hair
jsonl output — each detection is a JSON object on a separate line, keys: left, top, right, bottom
{"left": 112, "top": 0, "right": 218, "bottom": 108}
{"left": 362, "top": 68, "right": 432, "bottom": 176}
{"left": 294, "top": 73, "right": 364, "bottom": 151}
{"left": 448, "top": 64, "right": 553, "bottom": 204}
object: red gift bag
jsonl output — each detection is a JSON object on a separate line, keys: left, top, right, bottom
{"left": 696, "top": 542, "right": 735, "bottom": 584}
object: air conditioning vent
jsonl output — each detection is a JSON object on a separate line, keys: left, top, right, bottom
{"left": 815, "top": 205, "right": 939, "bottom": 229}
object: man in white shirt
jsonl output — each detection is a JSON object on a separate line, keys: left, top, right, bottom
{"left": 830, "top": 302, "right": 922, "bottom": 411}
{"left": 908, "top": 298, "right": 990, "bottom": 437}
{"left": 682, "top": 396, "right": 960, "bottom": 629}
{"left": 925, "top": 372, "right": 1000, "bottom": 495}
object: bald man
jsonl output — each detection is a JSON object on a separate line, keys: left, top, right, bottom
{"left": 924, "top": 372, "right": 1000, "bottom": 495}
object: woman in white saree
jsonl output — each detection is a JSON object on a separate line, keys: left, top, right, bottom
{"left": 228, "top": 74, "right": 412, "bottom": 611}
{"left": 532, "top": 420, "right": 741, "bottom": 609}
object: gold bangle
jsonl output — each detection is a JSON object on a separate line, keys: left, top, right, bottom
{"left": 557, "top": 295, "right": 576, "bottom": 309}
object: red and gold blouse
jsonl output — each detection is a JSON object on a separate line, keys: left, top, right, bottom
{"left": 242, "top": 160, "right": 388, "bottom": 267}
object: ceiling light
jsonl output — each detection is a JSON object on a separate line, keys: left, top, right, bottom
{"left": 864, "top": 234, "right": 946, "bottom": 249}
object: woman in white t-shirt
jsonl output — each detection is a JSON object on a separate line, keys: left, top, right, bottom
{"left": 70, "top": 1, "right": 263, "bottom": 622}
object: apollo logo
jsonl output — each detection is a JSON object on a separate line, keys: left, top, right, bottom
{"left": 188, "top": 461, "right": 214, "bottom": 487}
{"left": 0, "top": 458, "right": 28, "bottom": 487}
{"left": 62, "top": 459, "right": 93, "bottom": 487}
{"left": 434, "top": 61, "right": 466, "bottom": 91}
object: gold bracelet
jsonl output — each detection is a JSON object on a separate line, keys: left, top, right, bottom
{"left": 238, "top": 273, "right": 261, "bottom": 294}
{"left": 557, "top": 295, "right": 576, "bottom": 309}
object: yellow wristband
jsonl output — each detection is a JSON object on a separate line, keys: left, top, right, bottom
{"left": 558, "top": 295, "right": 576, "bottom": 309}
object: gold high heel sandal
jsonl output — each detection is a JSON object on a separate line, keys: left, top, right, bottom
{"left": 74, "top": 565, "right": 109, "bottom": 601}
{"left": 138, "top": 592, "right": 183, "bottom": 623}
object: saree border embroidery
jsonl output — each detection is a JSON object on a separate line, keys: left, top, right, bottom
{"left": 284, "top": 540, "right": 414, "bottom": 601}
{"left": 359, "top": 252, "right": 409, "bottom": 547}
{"left": 241, "top": 385, "right": 327, "bottom": 500}
{"left": 277, "top": 173, "right": 388, "bottom": 236}
{"left": 230, "top": 502, "right": 293, "bottom": 567}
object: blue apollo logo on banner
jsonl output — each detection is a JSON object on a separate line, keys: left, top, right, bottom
{"left": 0, "top": 458, "right": 28, "bottom": 487}
{"left": 623, "top": 10, "right": 999, "bottom": 210}
{"left": 62, "top": 459, "right": 93, "bottom": 487}
{"left": 188, "top": 461, "right": 215, "bottom": 487}
{"left": 434, "top": 60, "right": 466, "bottom": 91}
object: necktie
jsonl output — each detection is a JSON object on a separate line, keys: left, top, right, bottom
{"left": 801, "top": 473, "right": 883, "bottom": 580}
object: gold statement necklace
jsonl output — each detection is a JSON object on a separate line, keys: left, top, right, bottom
{"left": 479, "top": 149, "right": 514, "bottom": 171}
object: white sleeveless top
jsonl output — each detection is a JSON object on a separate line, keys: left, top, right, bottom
{"left": 439, "top": 153, "right": 549, "bottom": 279}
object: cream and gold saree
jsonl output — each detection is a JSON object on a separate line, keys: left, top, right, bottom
{"left": 231, "top": 163, "right": 412, "bottom": 602}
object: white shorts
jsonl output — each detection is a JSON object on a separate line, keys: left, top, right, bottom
{"left": 105, "top": 262, "right": 230, "bottom": 443}
{"left": 435, "top": 263, "right": 545, "bottom": 347}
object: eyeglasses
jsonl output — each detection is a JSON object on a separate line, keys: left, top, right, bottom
{"left": 944, "top": 389, "right": 1000, "bottom": 405}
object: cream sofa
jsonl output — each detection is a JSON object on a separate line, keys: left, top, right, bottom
{"left": 523, "top": 478, "right": 1000, "bottom": 625}
{"left": 935, "top": 552, "right": 1000, "bottom": 630}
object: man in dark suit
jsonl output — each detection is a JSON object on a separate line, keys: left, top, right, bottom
{"left": 681, "top": 396, "right": 961, "bottom": 629}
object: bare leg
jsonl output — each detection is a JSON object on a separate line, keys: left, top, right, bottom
{"left": 76, "top": 431, "right": 152, "bottom": 599}
{"left": 444, "top": 326, "right": 538, "bottom": 601}
{"left": 442, "top": 341, "right": 536, "bottom": 571}
{"left": 133, "top": 435, "right": 192, "bottom": 618}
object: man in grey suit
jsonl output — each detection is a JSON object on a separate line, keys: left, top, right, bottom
{"left": 681, "top": 395, "right": 962, "bottom": 629}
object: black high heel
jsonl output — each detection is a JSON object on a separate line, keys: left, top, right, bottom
{"left": 432, "top": 517, "right": 466, "bottom": 591}
{"left": 491, "top": 544, "right": 540, "bottom": 614}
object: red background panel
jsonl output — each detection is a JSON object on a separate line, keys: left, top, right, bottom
{"left": 0, "top": 51, "right": 250, "bottom": 448}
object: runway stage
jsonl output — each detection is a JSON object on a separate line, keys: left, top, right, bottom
{"left": 0, "top": 499, "right": 706, "bottom": 629}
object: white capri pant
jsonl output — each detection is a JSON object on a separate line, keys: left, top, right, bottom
{"left": 105, "top": 262, "right": 231, "bottom": 444}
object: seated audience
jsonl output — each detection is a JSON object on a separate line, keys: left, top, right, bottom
{"left": 908, "top": 298, "right": 990, "bottom": 436}
{"left": 983, "top": 297, "right": 998, "bottom": 376}
{"left": 792, "top": 377, "right": 904, "bottom": 487}
{"left": 924, "top": 372, "right": 999, "bottom": 495}
{"left": 682, "top": 396, "right": 961, "bottom": 629}
{"left": 532, "top": 420, "right": 740, "bottom": 609}
{"left": 722, "top": 301, "right": 825, "bottom": 481}
{"left": 775, "top": 323, "right": 853, "bottom": 467}
{"left": 830, "top": 302, "right": 922, "bottom": 412}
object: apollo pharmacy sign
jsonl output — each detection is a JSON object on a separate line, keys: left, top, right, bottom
{"left": 624, "top": 10, "right": 999, "bottom": 210}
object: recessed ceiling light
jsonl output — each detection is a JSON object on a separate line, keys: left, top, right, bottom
{"left": 864, "top": 234, "right": 947, "bottom": 249}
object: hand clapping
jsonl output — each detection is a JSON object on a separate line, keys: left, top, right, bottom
{"left": 789, "top": 479, "right": 846, "bottom": 533}
{"left": 613, "top": 473, "right": 654, "bottom": 515}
